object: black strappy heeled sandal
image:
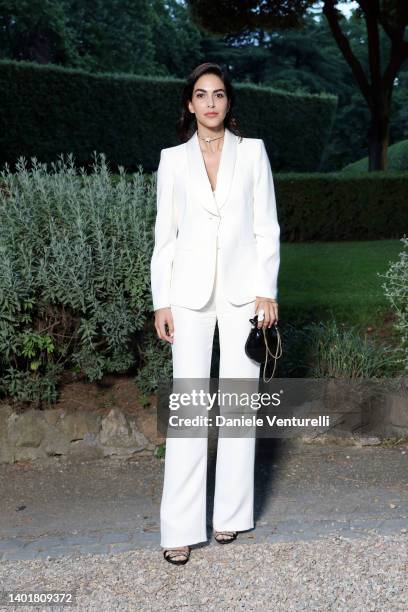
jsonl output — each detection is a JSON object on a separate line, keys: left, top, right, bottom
{"left": 213, "top": 530, "right": 238, "bottom": 544}
{"left": 163, "top": 546, "right": 190, "bottom": 565}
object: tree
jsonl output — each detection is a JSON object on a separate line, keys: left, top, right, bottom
{"left": 0, "top": 0, "right": 203, "bottom": 76}
{"left": 150, "top": 0, "right": 203, "bottom": 78}
{"left": 188, "top": 0, "right": 408, "bottom": 170}
{"left": 0, "top": 0, "right": 74, "bottom": 64}
{"left": 64, "top": 0, "right": 157, "bottom": 74}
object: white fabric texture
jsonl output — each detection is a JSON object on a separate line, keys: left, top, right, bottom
{"left": 150, "top": 127, "right": 280, "bottom": 311}
{"left": 160, "top": 249, "right": 261, "bottom": 547}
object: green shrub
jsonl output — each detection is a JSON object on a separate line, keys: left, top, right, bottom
{"left": 134, "top": 327, "right": 173, "bottom": 395}
{"left": 307, "top": 318, "right": 400, "bottom": 378}
{"left": 278, "top": 318, "right": 400, "bottom": 379}
{"left": 379, "top": 235, "right": 408, "bottom": 372}
{"left": 0, "top": 152, "right": 162, "bottom": 405}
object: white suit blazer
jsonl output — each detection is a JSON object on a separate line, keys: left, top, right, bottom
{"left": 150, "top": 127, "right": 280, "bottom": 311}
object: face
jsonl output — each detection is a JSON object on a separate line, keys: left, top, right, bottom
{"left": 187, "top": 73, "right": 230, "bottom": 131}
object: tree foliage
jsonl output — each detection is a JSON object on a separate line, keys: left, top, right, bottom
{"left": 1, "top": 0, "right": 407, "bottom": 169}
{"left": 187, "top": 0, "right": 408, "bottom": 169}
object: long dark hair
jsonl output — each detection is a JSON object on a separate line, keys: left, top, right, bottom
{"left": 177, "top": 62, "right": 244, "bottom": 143}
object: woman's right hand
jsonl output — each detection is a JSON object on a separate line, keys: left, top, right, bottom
{"left": 154, "top": 307, "right": 174, "bottom": 344}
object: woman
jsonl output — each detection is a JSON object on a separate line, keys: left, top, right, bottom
{"left": 151, "top": 62, "right": 280, "bottom": 565}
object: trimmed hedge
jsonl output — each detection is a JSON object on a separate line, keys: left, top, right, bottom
{"left": 0, "top": 59, "right": 337, "bottom": 173}
{"left": 275, "top": 171, "right": 408, "bottom": 241}
{"left": 343, "top": 139, "right": 408, "bottom": 173}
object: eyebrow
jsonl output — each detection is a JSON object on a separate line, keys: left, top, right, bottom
{"left": 194, "top": 88, "right": 225, "bottom": 93}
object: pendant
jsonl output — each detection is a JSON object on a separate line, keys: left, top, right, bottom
{"left": 205, "top": 137, "right": 211, "bottom": 143}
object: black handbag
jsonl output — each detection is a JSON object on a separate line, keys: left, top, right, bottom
{"left": 245, "top": 315, "right": 282, "bottom": 383}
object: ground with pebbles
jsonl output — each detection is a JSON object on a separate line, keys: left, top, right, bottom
{"left": 1, "top": 532, "right": 407, "bottom": 611}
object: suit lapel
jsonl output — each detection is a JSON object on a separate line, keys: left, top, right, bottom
{"left": 186, "top": 126, "right": 237, "bottom": 216}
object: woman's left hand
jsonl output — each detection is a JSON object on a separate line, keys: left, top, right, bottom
{"left": 255, "top": 297, "right": 278, "bottom": 329}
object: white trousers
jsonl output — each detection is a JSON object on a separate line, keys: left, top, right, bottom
{"left": 160, "top": 248, "right": 261, "bottom": 547}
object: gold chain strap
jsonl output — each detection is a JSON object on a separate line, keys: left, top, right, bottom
{"left": 262, "top": 325, "right": 283, "bottom": 383}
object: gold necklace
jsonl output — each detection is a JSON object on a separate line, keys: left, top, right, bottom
{"left": 198, "top": 131, "right": 225, "bottom": 144}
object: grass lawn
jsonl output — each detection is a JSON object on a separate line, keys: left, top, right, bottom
{"left": 280, "top": 239, "right": 404, "bottom": 331}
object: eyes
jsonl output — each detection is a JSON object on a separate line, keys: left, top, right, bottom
{"left": 196, "top": 92, "right": 225, "bottom": 99}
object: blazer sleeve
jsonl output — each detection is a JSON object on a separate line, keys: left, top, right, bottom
{"left": 253, "top": 139, "right": 281, "bottom": 300}
{"left": 150, "top": 149, "right": 178, "bottom": 311}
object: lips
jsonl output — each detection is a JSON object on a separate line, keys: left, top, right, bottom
{"left": 205, "top": 113, "right": 218, "bottom": 116}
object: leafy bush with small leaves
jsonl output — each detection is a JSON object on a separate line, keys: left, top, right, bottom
{"left": 134, "top": 327, "right": 173, "bottom": 395}
{"left": 379, "top": 235, "right": 408, "bottom": 372}
{"left": 0, "top": 152, "right": 161, "bottom": 405}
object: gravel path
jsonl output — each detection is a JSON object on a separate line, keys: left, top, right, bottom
{"left": 0, "top": 532, "right": 407, "bottom": 610}
{"left": 1, "top": 439, "right": 407, "bottom": 610}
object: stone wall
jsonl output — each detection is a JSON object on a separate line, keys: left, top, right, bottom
{"left": 0, "top": 405, "right": 156, "bottom": 464}
{"left": 0, "top": 387, "right": 407, "bottom": 464}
